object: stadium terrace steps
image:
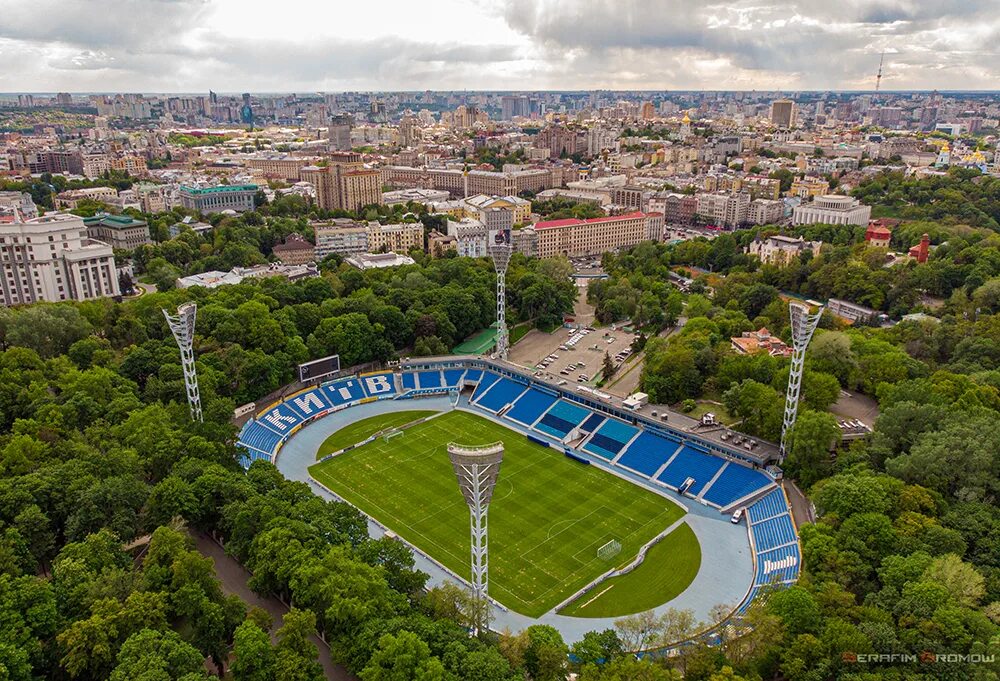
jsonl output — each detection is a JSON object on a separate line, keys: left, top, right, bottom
{"left": 695, "top": 461, "right": 731, "bottom": 501}
{"left": 702, "top": 463, "right": 773, "bottom": 508}
{"left": 751, "top": 513, "right": 797, "bottom": 552}
{"left": 650, "top": 441, "right": 686, "bottom": 481}
{"left": 655, "top": 445, "right": 725, "bottom": 495}
{"left": 616, "top": 431, "right": 681, "bottom": 477}
{"left": 417, "top": 370, "right": 444, "bottom": 389}
{"left": 505, "top": 388, "right": 559, "bottom": 427}
{"left": 534, "top": 400, "right": 592, "bottom": 440}
{"left": 747, "top": 489, "right": 786, "bottom": 524}
{"left": 475, "top": 377, "right": 529, "bottom": 413}
{"left": 442, "top": 369, "right": 466, "bottom": 388}
{"left": 470, "top": 372, "right": 500, "bottom": 402}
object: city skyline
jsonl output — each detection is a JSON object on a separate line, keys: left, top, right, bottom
{"left": 0, "top": 0, "right": 997, "bottom": 93}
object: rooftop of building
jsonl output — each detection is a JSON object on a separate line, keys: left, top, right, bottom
{"left": 84, "top": 213, "right": 147, "bottom": 228}
{"left": 534, "top": 210, "right": 647, "bottom": 230}
{"left": 180, "top": 184, "right": 258, "bottom": 194}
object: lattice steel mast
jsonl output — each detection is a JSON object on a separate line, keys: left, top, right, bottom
{"left": 163, "top": 302, "right": 203, "bottom": 422}
{"left": 780, "top": 302, "right": 823, "bottom": 457}
{"left": 447, "top": 441, "right": 504, "bottom": 635}
{"left": 488, "top": 239, "right": 512, "bottom": 360}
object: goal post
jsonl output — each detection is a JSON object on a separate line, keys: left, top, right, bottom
{"left": 383, "top": 429, "right": 404, "bottom": 443}
{"left": 597, "top": 539, "right": 622, "bottom": 561}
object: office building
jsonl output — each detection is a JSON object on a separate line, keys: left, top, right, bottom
{"left": 532, "top": 211, "right": 663, "bottom": 258}
{"left": 366, "top": 222, "right": 424, "bottom": 254}
{"left": 313, "top": 219, "right": 369, "bottom": 258}
{"left": 0, "top": 213, "right": 120, "bottom": 305}
{"left": 53, "top": 187, "right": 118, "bottom": 209}
{"left": 328, "top": 113, "right": 354, "bottom": 151}
{"left": 301, "top": 153, "right": 382, "bottom": 213}
{"left": 748, "top": 199, "right": 785, "bottom": 226}
{"left": 770, "top": 99, "right": 796, "bottom": 128}
{"left": 272, "top": 233, "right": 315, "bottom": 265}
{"left": 696, "top": 192, "right": 750, "bottom": 228}
{"left": 385, "top": 166, "right": 563, "bottom": 198}
{"left": 792, "top": 195, "right": 871, "bottom": 226}
{"left": 83, "top": 214, "right": 151, "bottom": 251}
{"left": 747, "top": 235, "right": 821, "bottom": 266}
{"left": 179, "top": 185, "right": 258, "bottom": 213}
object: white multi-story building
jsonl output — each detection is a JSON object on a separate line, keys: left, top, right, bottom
{"left": 748, "top": 199, "right": 785, "bottom": 226}
{"left": 747, "top": 235, "right": 821, "bottom": 266}
{"left": 0, "top": 192, "right": 38, "bottom": 220}
{"left": 0, "top": 213, "right": 120, "bottom": 305}
{"left": 313, "top": 219, "right": 369, "bottom": 258}
{"left": 696, "top": 191, "right": 750, "bottom": 228}
{"left": 792, "top": 195, "right": 872, "bottom": 226}
{"left": 448, "top": 218, "right": 488, "bottom": 258}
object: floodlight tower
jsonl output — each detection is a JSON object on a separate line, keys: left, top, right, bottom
{"left": 163, "top": 302, "right": 202, "bottom": 422}
{"left": 448, "top": 441, "right": 504, "bottom": 634}
{"left": 780, "top": 302, "right": 823, "bottom": 457}
{"left": 488, "top": 232, "right": 513, "bottom": 360}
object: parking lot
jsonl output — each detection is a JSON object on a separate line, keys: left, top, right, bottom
{"left": 510, "top": 325, "right": 639, "bottom": 388}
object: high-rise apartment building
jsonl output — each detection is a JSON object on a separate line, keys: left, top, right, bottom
{"left": 328, "top": 113, "right": 354, "bottom": 151}
{"left": 770, "top": 99, "right": 796, "bottom": 129}
{"left": 302, "top": 153, "right": 382, "bottom": 213}
{"left": 0, "top": 213, "right": 120, "bottom": 305}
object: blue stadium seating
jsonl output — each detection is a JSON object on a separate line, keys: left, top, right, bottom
{"left": 282, "top": 388, "right": 329, "bottom": 419}
{"left": 583, "top": 418, "right": 638, "bottom": 459}
{"left": 471, "top": 372, "right": 500, "bottom": 401}
{"left": 534, "top": 401, "right": 591, "bottom": 439}
{"left": 238, "top": 421, "right": 282, "bottom": 455}
{"left": 418, "top": 371, "right": 443, "bottom": 389}
{"left": 476, "top": 377, "right": 527, "bottom": 412}
{"left": 756, "top": 544, "right": 800, "bottom": 584}
{"left": 656, "top": 445, "right": 726, "bottom": 495}
{"left": 463, "top": 369, "right": 482, "bottom": 383}
{"left": 359, "top": 372, "right": 397, "bottom": 398}
{"left": 616, "top": 432, "right": 679, "bottom": 477}
{"left": 443, "top": 369, "right": 465, "bottom": 387}
{"left": 752, "top": 514, "right": 796, "bottom": 552}
{"left": 580, "top": 413, "right": 605, "bottom": 433}
{"left": 401, "top": 372, "right": 417, "bottom": 390}
{"left": 747, "top": 489, "right": 786, "bottom": 523}
{"left": 322, "top": 377, "right": 367, "bottom": 407}
{"left": 506, "top": 389, "right": 558, "bottom": 426}
{"left": 256, "top": 401, "right": 302, "bottom": 436}
{"left": 702, "top": 463, "right": 772, "bottom": 507}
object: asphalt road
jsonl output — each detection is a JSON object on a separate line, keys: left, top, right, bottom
{"left": 194, "top": 531, "right": 356, "bottom": 681}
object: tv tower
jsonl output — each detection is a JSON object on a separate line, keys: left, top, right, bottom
{"left": 875, "top": 50, "right": 885, "bottom": 96}
{"left": 163, "top": 302, "right": 203, "bottom": 422}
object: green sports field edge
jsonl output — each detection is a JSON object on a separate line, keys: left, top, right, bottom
{"left": 558, "top": 522, "right": 702, "bottom": 618}
{"left": 308, "top": 409, "right": 700, "bottom": 618}
{"left": 315, "top": 410, "right": 436, "bottom": 460}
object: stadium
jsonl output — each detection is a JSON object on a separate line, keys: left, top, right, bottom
{"left": 236, "top": 357, "right": 800, "bottom": 643}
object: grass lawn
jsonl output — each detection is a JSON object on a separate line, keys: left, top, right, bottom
{"left": 682, "top": 399, "right": 739, "bottom": 426}
{"left": 315, "top": 411, "right": 436, "bottom": 460}
{"left": 510, "top": 323, "right": 532, "bottom": 345}
{"left": 309, "top": 410, "right": 689, "bottom": 617}
{"left": 558, "top": 522, "right": 701, "bottom": 618}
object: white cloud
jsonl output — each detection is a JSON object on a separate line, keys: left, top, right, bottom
{"left": 0, "top": 0, "right": 995, "bottom": 91}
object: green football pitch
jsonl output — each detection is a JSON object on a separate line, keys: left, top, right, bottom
{"left": 309, "top": 409, "right": 692, "bottom": 617}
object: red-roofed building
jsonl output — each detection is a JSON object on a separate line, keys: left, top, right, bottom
{"left": 531, "top": 211, "right": 664, "bottom": 257}
{"left": 909, "top": 233, "right": 931, "bottom": 263}
{"left": 731, "top": 327, "right": 792, "bottom": 357}
{"left": 865, "top": 218, "right": 898, "bottom": 249}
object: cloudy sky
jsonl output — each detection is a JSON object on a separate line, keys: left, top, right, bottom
{"left": 0, "top": 0, "right": 997, "bottom": 92}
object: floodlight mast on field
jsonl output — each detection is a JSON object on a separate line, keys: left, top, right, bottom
{"left": 488, "top": 235, "right": 513, "bottom": 360}
{"left": 780, "top": 302, "right": 824, "bottom": 457}
{"left": 447, "top": 441, "right": 504, "bottom": 635}
{"left": 163, "top": 302, "right": 202, "bottom": 422}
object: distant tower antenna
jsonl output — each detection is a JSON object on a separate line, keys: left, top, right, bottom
{"left": 875, "top": 50, "right": 885, "bottom": 95}
{"left": 163, "top": 302, "right": 203, "bottom": 422}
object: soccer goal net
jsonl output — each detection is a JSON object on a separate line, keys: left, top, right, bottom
{"left": 597, "top": 539, "right": 622, "bottom": 561}
{"left": 383, "top": 429, "right": 404, "bottom": 443}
